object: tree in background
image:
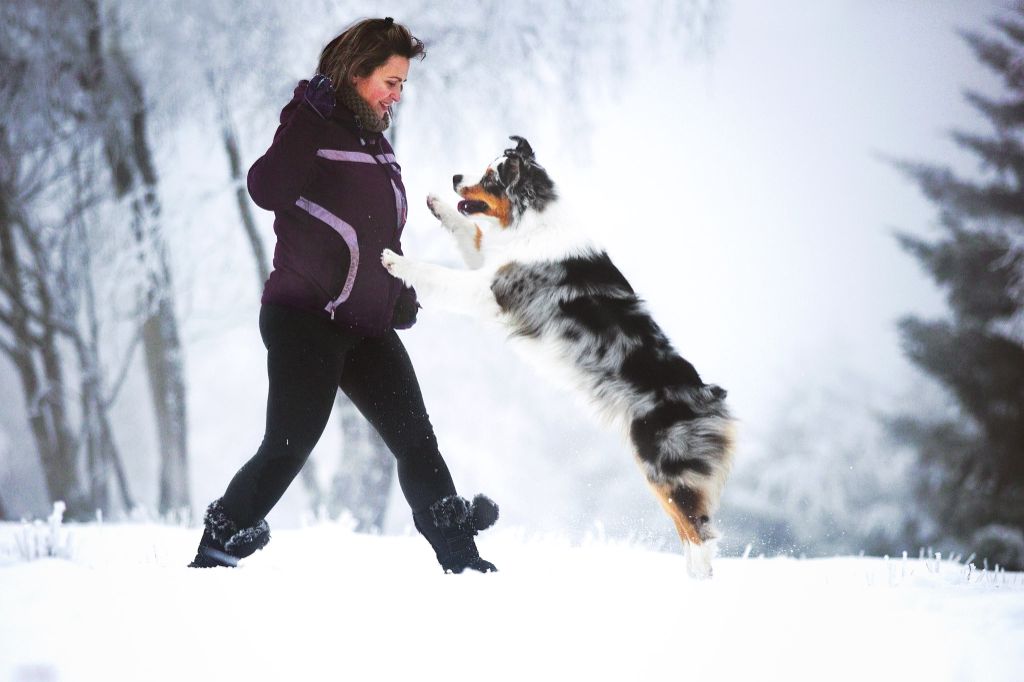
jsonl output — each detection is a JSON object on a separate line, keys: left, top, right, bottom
{"left": 892, "top": 4, "right": 1024, "bottom": 569}
{"left": 80, "top": 0, "right": 192, "bottom": 515}
{"left": 0, "top": 0, "right": 140, "bottom": 518}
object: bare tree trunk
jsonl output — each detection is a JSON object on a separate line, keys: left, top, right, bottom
{"left": 19, "top": 220, "right": 87, "bottom": 516}
{"left": 73, "top": 193, "right": 135, "bottom": 513}
{"left": 0, "top": 184, "right": 88, "bottom": 516}
{"left": 143, "top": 308, "right": 189, "bottom": 513}
{"left": 84, "top": 0, "right": 190, "bottom": 514}
{"left": 38, "top": 327, "right": 86, "bottom": 514}
{"left": 216, "top": 101, "right": 270, "bottom": 290}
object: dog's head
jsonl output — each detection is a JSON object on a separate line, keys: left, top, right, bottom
{"left": 452, "top": 136, "right": 557, "bottom": 228}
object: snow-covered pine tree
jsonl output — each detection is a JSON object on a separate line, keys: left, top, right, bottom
{"left": 891, "top": 3, "right": 1024, "bottom": 569}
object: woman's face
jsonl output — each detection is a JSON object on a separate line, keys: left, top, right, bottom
{"left": 353, "top": 55, "right": 410, "bottom": 119}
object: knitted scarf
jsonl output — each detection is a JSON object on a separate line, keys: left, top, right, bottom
{"left": 336, "top": 85, "right": 390, "bottom": 133}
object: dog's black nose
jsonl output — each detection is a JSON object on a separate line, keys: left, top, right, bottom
{"left": 452, "top": 174, "right": 463, "bottom": 189}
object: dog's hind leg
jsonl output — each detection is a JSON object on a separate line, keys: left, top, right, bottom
{"left": 630, "top": 394, "right": 735, "bottom": 578}
{"left": 427, "top": 194, "right": 485, "bottom": 269}
{"left": 648, "top": 480, "right": 717, "bottom": 579}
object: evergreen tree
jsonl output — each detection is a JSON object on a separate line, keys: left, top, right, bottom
{"left": 892, "top": 4, "right": 1024, "bottom": 568}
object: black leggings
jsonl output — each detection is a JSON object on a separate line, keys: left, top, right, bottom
{"left": 220, "top": 304, "right": 457, "bottom": 527}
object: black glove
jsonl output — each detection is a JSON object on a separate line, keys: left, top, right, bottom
{"left": 391, "top": 286, "right": 420, "bottom": 330}
{"left": 303, "top": 74, "right": 336, "bottom": 119}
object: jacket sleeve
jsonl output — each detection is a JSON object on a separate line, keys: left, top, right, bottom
{"left": 246, "top": 101, "right": 328, "bottom": 211}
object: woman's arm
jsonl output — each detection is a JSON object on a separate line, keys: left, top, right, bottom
{"left": 246, "top": 84, "right": 331, "bottom": 211}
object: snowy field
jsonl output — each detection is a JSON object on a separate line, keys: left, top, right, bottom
{"left": 1, "top": 522, "right": 1023, "bottom": 682}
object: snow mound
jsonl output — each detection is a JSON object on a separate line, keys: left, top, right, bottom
{"left": 1, "top": 523, "right": 1022, "bottom": 681}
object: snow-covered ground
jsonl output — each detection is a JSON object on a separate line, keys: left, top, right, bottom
{"left": 1, "top": 522, "right": 1022, "bottom": 682}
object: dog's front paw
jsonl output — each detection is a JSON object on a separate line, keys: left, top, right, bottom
{"left": 426, "top": 194, "right": 462, "bottom": 231}
{"left": 381, "top": 249, "right": 411, "bottom": 283}
{"left": 426, "top": 193, "right": 444, "bottom": 220}
{"left": 381, "top": 248, "right": 402, "bottom": 274}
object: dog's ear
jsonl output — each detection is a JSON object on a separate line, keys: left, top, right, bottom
{"left": 505, "top": 135, "right": 535, "bottom": 161}
{"left": 499, "top": 154, "right": 523, "bottom": 190}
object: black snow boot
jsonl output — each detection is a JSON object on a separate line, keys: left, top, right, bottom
{"left": 413, "top": 494, "right": 499, "bottom": 574}
{"left": 187, "top": 498, "right": 271, "bottom": 568}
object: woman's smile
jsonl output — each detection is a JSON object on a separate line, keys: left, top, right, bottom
{"left": 354, "top": 54, "right": 409, "bottom": 119}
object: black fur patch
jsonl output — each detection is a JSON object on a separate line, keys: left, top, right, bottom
{"left": 560, "top": 253, "right": 634, "bottom": 295}
{"left": 630, "top": 402, "right": 699, "bottom": 463}
{"left": 558, "top": 295, "right": 658, "bottom": 340}
{"left": 620, "top": 348, "right": 702, "bottom": 395}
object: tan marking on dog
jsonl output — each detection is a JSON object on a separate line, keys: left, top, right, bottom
{"left": 474, "top": 225, "right": 483, "bottom": 251}
{"left": 650, "top": 481, "right": 705, "bottom": 546}
{"left": 458, "top": 185, "right": 514, "bottom": 228}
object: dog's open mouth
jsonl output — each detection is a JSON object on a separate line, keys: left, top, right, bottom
{"left": 457, "top": 199, "right": 490, "bottom": 216}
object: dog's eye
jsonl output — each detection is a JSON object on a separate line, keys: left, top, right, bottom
{"left": 482, "top": 170, "right": 505, "bottom": 192}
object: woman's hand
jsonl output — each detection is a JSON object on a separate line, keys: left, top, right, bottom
{"left": 303, "top": 74, "right": 336, "bottom": 119}
{"left": 391, "top": 286, "right": 420, "bottom": 330}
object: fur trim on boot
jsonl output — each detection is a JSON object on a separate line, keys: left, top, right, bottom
{"left": 415, "top": 494, "right": 499, "bottom": 574}
{"left": 470, "top": 494, "right": 499, "bottom": 531}
{"left": 187, "top": 499, "right": 271, "bottom": 568}
{"left": 430, "top": 493, "right": 499, "bottom": 532}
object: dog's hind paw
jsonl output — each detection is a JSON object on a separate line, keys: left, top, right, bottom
{"left": 685, "top": 540, "right": 716, "bottom": 580}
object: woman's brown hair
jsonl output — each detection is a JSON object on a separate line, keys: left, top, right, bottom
{"left": 317, "top": 17, "right": 426, "bottom": 87}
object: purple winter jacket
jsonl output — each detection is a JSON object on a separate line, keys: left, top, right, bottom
{"left": 248, "top": 81, "right": 414, "bottom": 337}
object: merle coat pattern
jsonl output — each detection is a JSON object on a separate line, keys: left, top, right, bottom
{"left": 381, "top": 136, "right": 735, "bottom": 577}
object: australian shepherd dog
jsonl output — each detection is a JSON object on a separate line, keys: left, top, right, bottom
{"left": 381, "top": 136, "right": 735, "bottom": 577}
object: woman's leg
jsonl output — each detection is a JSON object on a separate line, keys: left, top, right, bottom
{"left": 339, "top": 331, "right": 497, "bottom": 573}
{"left": 220, "top": 305, "right": 356, "bottom": 527}
{"left": 338, "top": 330, "right": 457, "bottom": 512}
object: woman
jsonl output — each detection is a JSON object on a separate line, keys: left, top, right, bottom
{"left": 188, "top": 17, "right": 498, "bottom": 573}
